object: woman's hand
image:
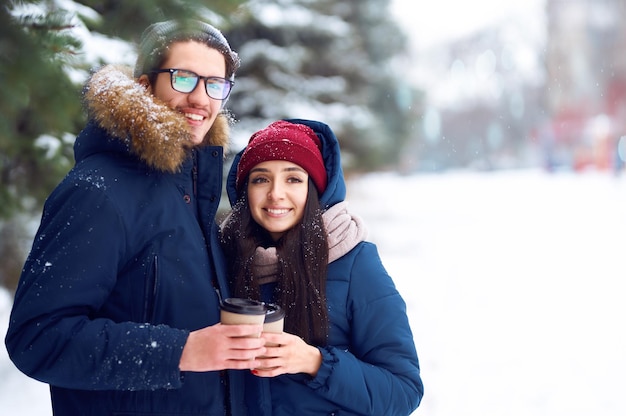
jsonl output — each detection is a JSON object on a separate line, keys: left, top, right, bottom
{"left": 252, "top": 332, "right": 322, "bottom": 377}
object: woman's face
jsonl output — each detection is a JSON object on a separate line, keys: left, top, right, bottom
{"left": 247, "top": 160, "right": 310, "bottom": 241}
{"left": 140, "top": 40, "right": 226, "bottom": 145}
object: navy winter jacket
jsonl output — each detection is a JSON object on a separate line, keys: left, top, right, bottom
{"left": 226, "top": 119, "right": 424, "bottom": 415}
{"left": 5, "top": 65, "right": 251, "bottom": 415}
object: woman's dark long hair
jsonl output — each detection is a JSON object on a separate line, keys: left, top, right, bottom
{"left": 220, "top": 178, "right": 329, "bottom": 345}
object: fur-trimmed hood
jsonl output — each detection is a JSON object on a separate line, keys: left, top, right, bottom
{"left": 82, "top": 65, "right": 231, "bottom": 173}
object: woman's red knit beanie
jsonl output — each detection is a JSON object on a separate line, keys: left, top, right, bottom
{"left": 236, "top": 120, "right": 327, "bottom": 193}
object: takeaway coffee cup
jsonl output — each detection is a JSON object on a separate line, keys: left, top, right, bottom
{"left": 220, "top": 298, "right": 267, "bottom": 337}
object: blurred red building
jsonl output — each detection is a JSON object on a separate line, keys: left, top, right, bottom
{"left": 545, "top": 0, "right": 626, "bottom": 171}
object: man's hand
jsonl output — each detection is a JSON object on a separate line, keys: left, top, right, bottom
{"left": 179, "top": 323, "right": 266, "bottom": 371}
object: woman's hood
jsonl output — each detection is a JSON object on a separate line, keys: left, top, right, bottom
{"left": 226, "top": 118, "right": 346, "bottom": 209}
{"left": 81, "top": 64, "right": 230, "bottom": 173}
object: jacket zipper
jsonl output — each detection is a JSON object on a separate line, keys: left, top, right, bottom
{"left": 192, "top": 150, "right": 198, "bottom": 197}
{"left": 143, "top": 255, "right": 158, "bottom": 322}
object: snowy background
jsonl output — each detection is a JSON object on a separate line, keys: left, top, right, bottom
{"left": 2, "top": 169, "right": 626, "bottom": 415}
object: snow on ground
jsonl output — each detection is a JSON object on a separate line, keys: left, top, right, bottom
{"left": 2, "top": 169, "right": 626, "bottom": 415}
{"left": 348, "top": 169, "right": 626, "bottom": 416}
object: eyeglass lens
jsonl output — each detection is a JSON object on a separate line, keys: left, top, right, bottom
{"left": 170, "top": 69, "right": 232, "bottom": 100}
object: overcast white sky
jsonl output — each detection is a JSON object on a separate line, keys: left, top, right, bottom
{"left": 391, "top": 0, "right": 546, "bottom": 50}
{"left": 389, "top": 0, "right": 548, "bottom": 108}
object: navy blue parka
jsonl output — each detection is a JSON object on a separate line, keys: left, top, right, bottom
{"left": 5, "top": 65, "right": 250, "bottom": 415}
{"left": 225, "top": 119, "right": 424, "bottom": 415}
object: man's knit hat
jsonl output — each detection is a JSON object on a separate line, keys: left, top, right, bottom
{"left": 134, "top": 20, "right": 240, "bottom": 80}
{"left": 236, "top": 120, "right": 328, "bottom": 193}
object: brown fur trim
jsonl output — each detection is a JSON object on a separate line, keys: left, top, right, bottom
{"left": 83, "top": 65, "right": 231, "bottom": 173}
{"left": 202, "top": 111, "right": 231, "bottom": 151}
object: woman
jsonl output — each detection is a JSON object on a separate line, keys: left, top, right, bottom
{"left": 220, "top": 119, "right": 424, "bottom": 415}
{"left": 5, "top": 20, "right": 266, "bottom": 415}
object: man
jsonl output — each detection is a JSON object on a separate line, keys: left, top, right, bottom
{"left": 6, "top": 20, "right": 265, "bottom": 415}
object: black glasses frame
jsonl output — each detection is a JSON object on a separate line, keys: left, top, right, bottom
{"left": 151, "top": 68, "right": 234, "bottom": 100}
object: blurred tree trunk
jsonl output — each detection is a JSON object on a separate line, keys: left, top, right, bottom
{"left": 0, "top": 219, "right": 35, "bottom": 293}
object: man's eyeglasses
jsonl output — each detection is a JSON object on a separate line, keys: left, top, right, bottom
{"left": 151, "top": 68, "right": 234, "bottom": 100}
